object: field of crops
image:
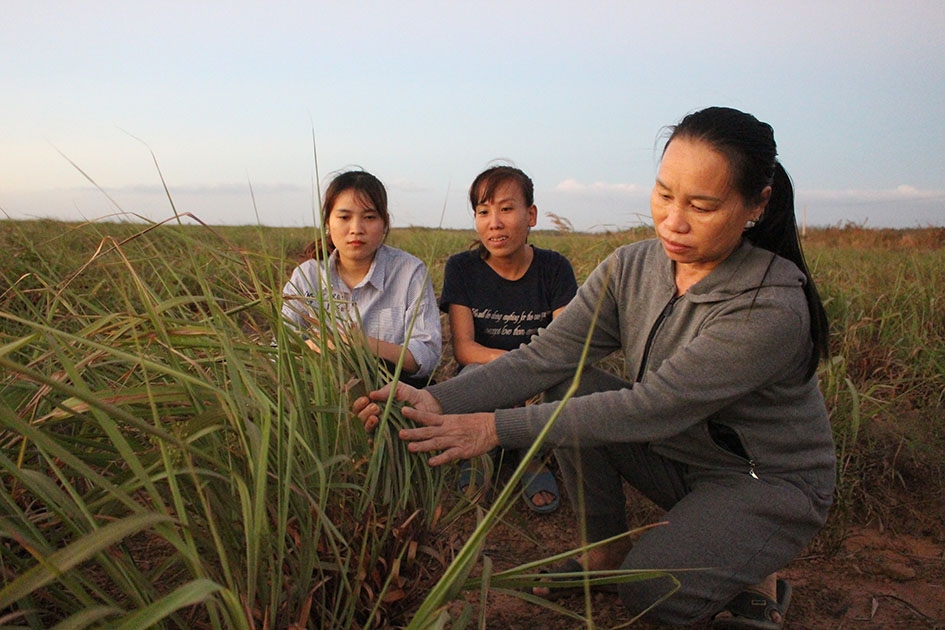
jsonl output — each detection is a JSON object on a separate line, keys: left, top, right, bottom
{"left": 1, "top": 218, "right": 943, "bottom": 628}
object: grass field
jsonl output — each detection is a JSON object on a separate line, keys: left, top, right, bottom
{"left": 1, "top": 217, "right": 943, "bottom": 628}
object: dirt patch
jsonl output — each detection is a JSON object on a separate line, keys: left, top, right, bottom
{"left": 438, "top": 468, "right": 945, "bottom": 629}
{"left": 781, "top": 527, "right": 945, "bottom": 629}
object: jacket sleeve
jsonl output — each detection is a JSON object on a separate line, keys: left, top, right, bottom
{"left": 496, "top": 289, "right": 811, "bottom": 450}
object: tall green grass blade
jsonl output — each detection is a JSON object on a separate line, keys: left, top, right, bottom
{"left": 50, "top": 606, "right": 123, "bottom": 630}
{"left": 0, "top": 512, "right": 172, "bottom": 610}
{"left": 112, "top": 579, "right": 225, "bottom": 630}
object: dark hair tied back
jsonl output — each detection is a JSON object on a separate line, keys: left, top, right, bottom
{"left": 669, "top": 107, "right": 829, "bottom": 378}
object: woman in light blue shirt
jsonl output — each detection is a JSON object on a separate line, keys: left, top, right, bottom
{"left": 282, "top": 169, "right": 441, "bottom": 386}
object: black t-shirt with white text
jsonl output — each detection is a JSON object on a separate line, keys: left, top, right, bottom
{"left": 439, "top": 246, "right": 578, "bottom": 352}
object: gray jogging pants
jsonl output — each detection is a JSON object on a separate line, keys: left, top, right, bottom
{"left": 547, "top": 368, "right": 833, "bottom": 625}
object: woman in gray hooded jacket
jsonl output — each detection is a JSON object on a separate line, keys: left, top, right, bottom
{"left": 356, "top": 107, "right": 834, "bottom": 629}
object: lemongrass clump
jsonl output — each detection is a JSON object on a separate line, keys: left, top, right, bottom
{"left": 0, "top": 218, "right": 447, "bottom": 628}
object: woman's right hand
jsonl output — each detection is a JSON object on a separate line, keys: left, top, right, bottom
{"left": 353, "top": 382, "right": 443, "bottom": 432}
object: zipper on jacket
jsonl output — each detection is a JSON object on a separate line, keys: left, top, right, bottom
{"left": 709, "top": 419, "right": 761, "bottom": 480}
{"left": 635, "top": 294, "right": 682, "bottom": 383}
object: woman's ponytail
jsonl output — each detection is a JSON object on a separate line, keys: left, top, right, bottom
{"left": 746, "top": 162, "right": 829, "bottom": 379}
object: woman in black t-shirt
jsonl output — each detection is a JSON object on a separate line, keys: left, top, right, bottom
{"left": 439, "top": 164, "right": 578, "bottom": 513}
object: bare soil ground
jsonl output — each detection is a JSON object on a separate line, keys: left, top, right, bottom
{"left": 437, "top": 466, "right": 945, "bottom": 629}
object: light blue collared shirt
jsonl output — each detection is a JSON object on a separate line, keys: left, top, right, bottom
{"left": 282, "top": 244, "right": 442, "bottom": 379}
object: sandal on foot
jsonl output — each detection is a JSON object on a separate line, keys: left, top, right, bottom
{"left": 458, "top": 458, "right": 488, "bottom": 497}
{"left": 521, "top": 468, "right": 560, "bottom": 514}
{"left": 532, "top": 558, "right": 617, "bottom": 598}
{"left": 711, "top": 579, "right": 792, "bottom": 630}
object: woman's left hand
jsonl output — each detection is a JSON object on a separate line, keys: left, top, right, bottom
{"left": 398, "top": 408, "right": 500, "bottom": 467}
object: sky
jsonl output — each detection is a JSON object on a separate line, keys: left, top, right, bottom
{"left": 3, "top": 1, "right": 944, "bottom": 232}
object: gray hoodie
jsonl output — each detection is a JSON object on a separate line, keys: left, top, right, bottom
{"left": 427, "top": 239, "right": 836, "bottom": 481}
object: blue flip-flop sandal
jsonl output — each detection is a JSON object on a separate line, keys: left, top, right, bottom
{"left": 458, "top": 457, "right": 488, "bottom": 497}
{"left": 521, "top": 468, "right": 560, "bottom": 514}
